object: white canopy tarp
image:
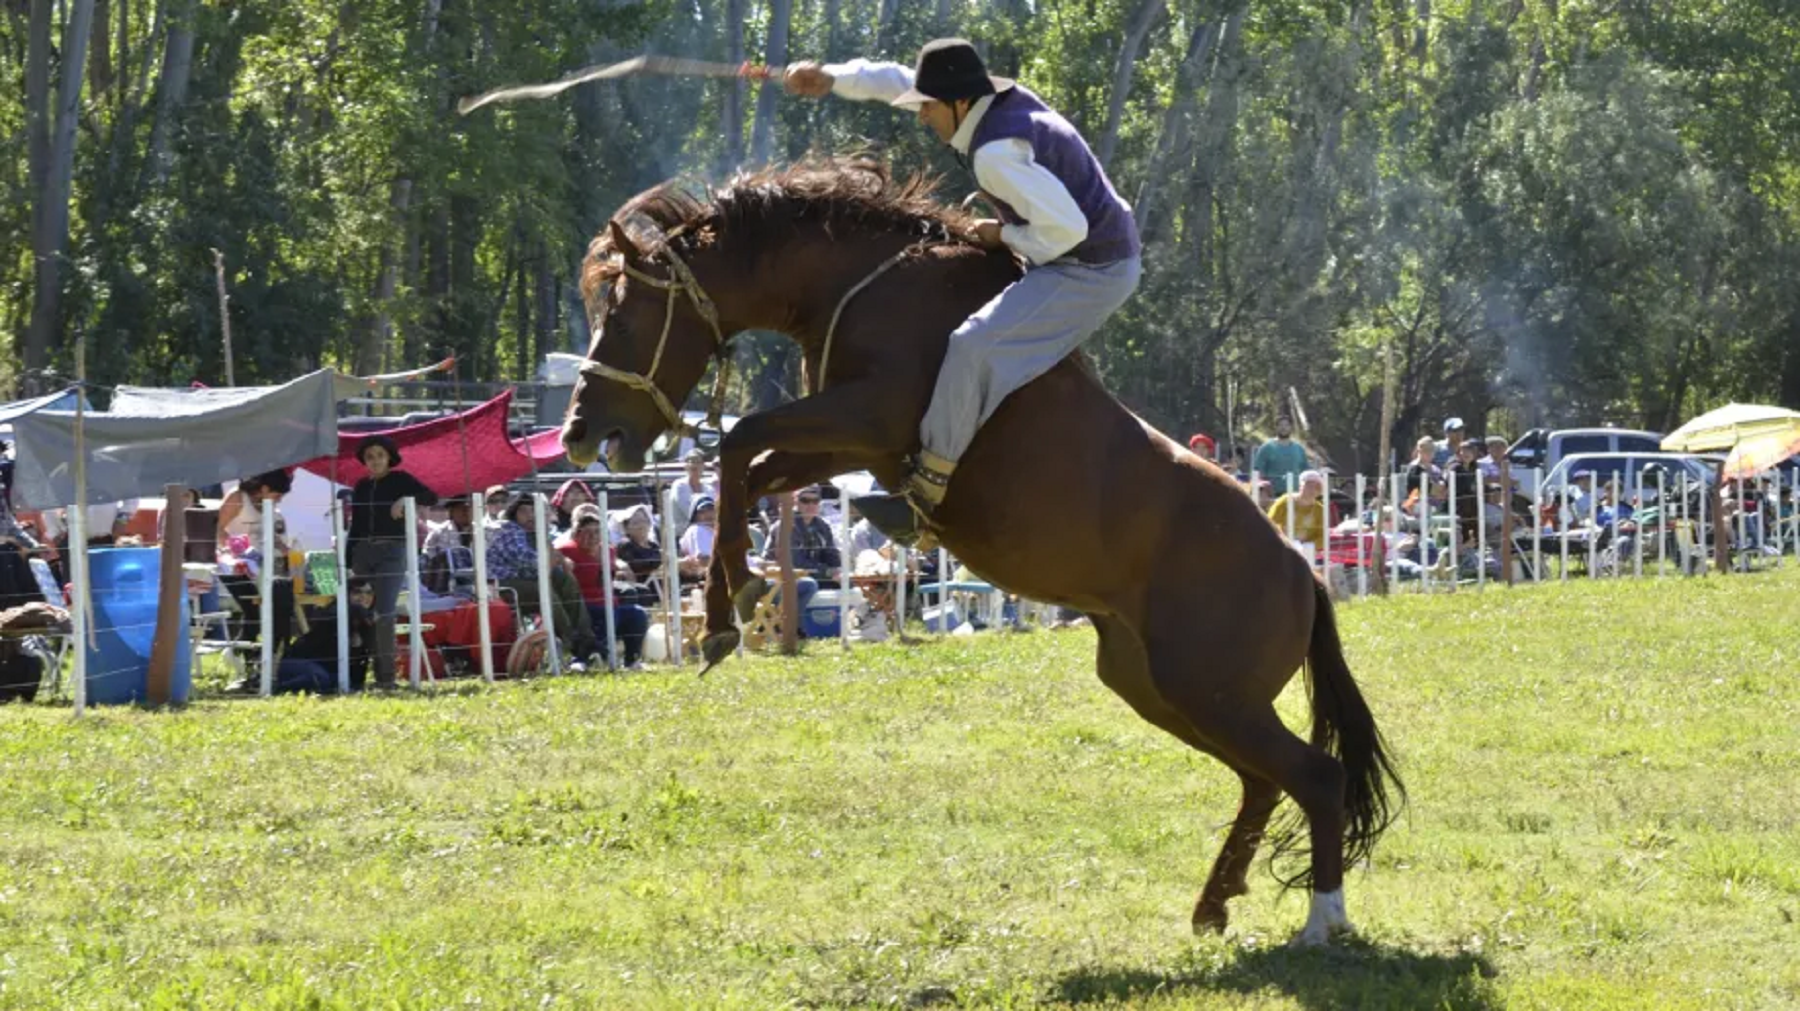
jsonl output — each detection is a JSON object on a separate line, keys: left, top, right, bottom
{"left": 10, "top": 370, "right": 339, "bottom": 511}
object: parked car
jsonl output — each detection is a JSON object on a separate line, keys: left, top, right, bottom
{"left": 1506, "top": 427, "right": 1666, "bottom": 499}
{"left": 1536, "top": 451, "right": 1716, "bottom": 509}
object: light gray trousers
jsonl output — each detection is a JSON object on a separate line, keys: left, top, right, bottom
{"left": 920, "top": 255, "right": 1142, "bottom": 465}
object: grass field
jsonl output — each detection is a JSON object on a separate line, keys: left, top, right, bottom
{"left": 3, "top": 570, "right": 1798, "bottom": 1009}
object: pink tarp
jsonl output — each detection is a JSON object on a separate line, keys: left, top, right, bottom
{"left": 300, "top": 390, "right": 568, "bottom": 496}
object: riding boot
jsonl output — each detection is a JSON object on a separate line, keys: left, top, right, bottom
{"left": 853, "top": 452, "right": 955, "bottom": 549}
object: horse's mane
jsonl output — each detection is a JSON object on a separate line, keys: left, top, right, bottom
{"left": 581, "top": 157, "right": 972, "bottom": 306}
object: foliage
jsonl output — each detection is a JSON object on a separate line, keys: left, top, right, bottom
{"left": 2, "top": 0, "right": 1797, "bottom": 463}
{"left": 2, "top": 571, "right": 1799, "bottom": 1007}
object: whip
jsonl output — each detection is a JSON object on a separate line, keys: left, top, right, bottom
{"left": 458, "top": 56, "right": 784, "bottom": 115}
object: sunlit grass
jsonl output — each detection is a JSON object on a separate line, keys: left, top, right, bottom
{"left": 2, "top": 570, "right": 1797, "bottom": 1009}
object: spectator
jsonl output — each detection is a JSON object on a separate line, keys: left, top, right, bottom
{"left": 486, "top": 492, "right": 600, "bottom": 664}
{"left": 1187, "top": 433, "right": 1216, "bottom": 462}
{"left": 614, "top": 505, "right": 664, "bottom": 606}
{"left": 1250, "top": 417, "right": 1308, "bottom": 494}
{"left": 556, "top": 507, "right": 649, "bottom": 667}
{"left": 482, "top": 485, "right": 509, "bottom": 529}
{"left": 1403, "top": 437, "right": 1441, "bottom": 504}
{"left": 678, "top": 497, "right": 717, "bottom": 582}
{"left": 422, "top": 496, "right": 475, "bottom": 595}
{"left": 213, "top": 469, "right": 301, "bottom": 647}
{"left": 1434, "top": 417, "right": 1466, "bottom": 466}
{"left": 550, "top": 479, "right": 596, "bottom": 534}
{"left": 217, "top": 469, "right": 293, "bottom": 562}
{"left": 1450, "top": 440, "right": 1483, "bottom": 546}
{"left": 1479, "top": 435, "right": 1508, "bottom": 481}
{"left": 0, "top": 441, "right": 36, "bottom": 549}
{"left": 1267, "top": 470, "right": 1328, "bottom": 560}
{"left": 665, "top": 449, "right": 718, "bottom": 539}
{"left": 258, "top": 577, "right": 378, "bottom": 695}
{"left": 346, "top": 434, "right": 439, "bottom": 689}
{"left": 761, "top": 487, "right": 841, "bottom": 618}
{"left": 585, "top": 434, "right": 620, "bottom": 475}
{"left": 849, "top": 501, "right": 891, "bottom": 562}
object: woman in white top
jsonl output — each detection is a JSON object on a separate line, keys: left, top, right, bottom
{"left": 216, "top": 470, "right": 293, "bottom": 564}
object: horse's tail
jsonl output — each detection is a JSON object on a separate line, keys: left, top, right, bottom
{"left": 1301, "top": 578, "right": 1404, "bottom": 881}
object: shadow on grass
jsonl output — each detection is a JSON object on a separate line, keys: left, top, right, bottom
{"left": 1055, "top": 938, "right": 1499, "bottom": 1011}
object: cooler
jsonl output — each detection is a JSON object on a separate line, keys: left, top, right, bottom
{"left": 85, "top": 547, "right": 192, "bottom": 705}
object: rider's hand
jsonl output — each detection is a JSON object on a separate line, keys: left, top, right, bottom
{"left": 784, "top": 62, "right": 834, "bottom": 98}
{"left": 969, "top": 219, "right": 1005, "bottom": 250}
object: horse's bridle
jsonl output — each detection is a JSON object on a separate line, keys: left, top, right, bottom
{"left": 581, "top": 221, "right": 928, "bottom": 440}
{"left": 580, "top": 235, "right": 729, "bottom": 434}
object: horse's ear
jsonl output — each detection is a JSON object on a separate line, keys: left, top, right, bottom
{"left": 608, "top": 218, "right": 642, "bottom": 262}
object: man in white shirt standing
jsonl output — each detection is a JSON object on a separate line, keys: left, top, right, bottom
{"left": 665, "top": 449, "right": 718, "bottom": 539}
{"left": 785, "top": 38, "right": 1142, "bottom": 546}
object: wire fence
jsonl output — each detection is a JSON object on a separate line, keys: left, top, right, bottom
{"left": 11, "top": 459, "right": 1795, "bottom": 714}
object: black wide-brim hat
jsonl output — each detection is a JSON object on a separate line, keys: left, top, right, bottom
{"left": 356, "top": 433, "right": 403, "bottom": 468}
{"left": 891, "top": 38, "right": 1014, "bottom": 108}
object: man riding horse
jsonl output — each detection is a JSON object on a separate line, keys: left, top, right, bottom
{"left": 784, "top": 39, "right": 1142, "bottom": 546}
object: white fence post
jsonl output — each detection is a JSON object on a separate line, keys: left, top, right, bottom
{"left": 260, "top": 501, "right": 275, "bottom": 698}
{"left": 534, "top": 491, "right": 561, "bottom": 674}
{"left": 331, "top": 494, "right": 351, "bottom": 694}
{"left": 597, "top": 490, "right": 618, "bottom": 670}
{"left": 472, "top": 499, "right": 495, "bottom": 682}
{"left": 404, "top": 496, "right": 425, "bottom": 689}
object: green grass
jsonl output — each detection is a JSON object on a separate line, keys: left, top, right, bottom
{"left": 4, "top": 571, "right": 1799, "bottom": 1009}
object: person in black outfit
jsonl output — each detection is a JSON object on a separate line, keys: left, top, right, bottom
{"left": 346, "top": 434, "right": 437, "bottom": 688}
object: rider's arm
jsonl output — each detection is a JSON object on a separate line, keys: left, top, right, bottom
{"left": 970, "top": 140, "right": 1089, "bottom": 265}
{"left": 822, "top": 59, "right": 914, "bottom": 103}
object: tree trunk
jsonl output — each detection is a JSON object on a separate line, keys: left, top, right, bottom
{"left": 935, "top": 0, "right": 953, "bottom": 31}
{"left": 720, "top": 0, "right": 746, "bottom": 174}
{"left": 1096, "top": 0, "right": 1165, "bottom": 167}
{"left": 358, "top": 178, "right": 412, "bottom": 376}
{"left": 751, "top": 0, "right": 791, "bottom": 165}
{"left": 823, "top": 0, "right": 842, "bottom": 58}
{"left": 24, "top": 0, "right": 97, "bottom": 373}
{"left": 1134, "top": 12, "right": 1226, "bottom": 246}
{"left": 89, "top": 0, "right": 112, "bottom": 97}
{"left": 535, "top": 253, "right": 558, "bottom": 360}
{"left": 26, "top": 0, "right": 51, "bottom": 217}
{"left": 141, "top": 0, "right": 195, "bottom": 187}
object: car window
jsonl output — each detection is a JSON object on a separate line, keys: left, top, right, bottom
{"left": 1615, "top": 434, "right": 1661, "bottom": 454}
{"left": 1557, "top": 435, "right": 1610, "bottom": 458}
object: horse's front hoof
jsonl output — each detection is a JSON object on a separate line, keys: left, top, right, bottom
{"left": 1192, "top": 904, "right": 1229, "bottom": 936}
{"left": 699, "top": 630, "right": 740, "bottom": 674}
{"left": 732, "top": 577, "right": 769, "bottom": 624}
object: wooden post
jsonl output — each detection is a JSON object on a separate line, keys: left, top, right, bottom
{"left": 145, "top": 484, "right": 186, "bottom": 705}
{"left": 211, "top": 247, "right": 234, "bottom": 387}
{"left": 1499, "top": 459, "right": 1515, "bottom": 586}
{"left": 777, "top": 494, "right": 798, "bottom": 655}
{"left": 1711, "top": 459, "right": 1729, "bottom": 574}
{"left": 71, "top": 336, "right": 90, "bottom": 716}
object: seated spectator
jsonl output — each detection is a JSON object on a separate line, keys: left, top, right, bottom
{"left": 422, "top": 496, "right": 475, "bottom": 595}
{"left": 1267, "top": 470, "right": 1328, "bottom": 560}
{"left": 849, "top": 501, "right": 891, "bottom": 561}
{"left": 556, "top": 507, "right": 649, "bottom": 667}
{"left": 614, "top": 505, "right": 664, "bottom": 607}
{"left": 760, "top": 487, "right": 841, "bottom": 618}
{"left": 1479, "top": 435, "right": 1508, "bottom": 482}
{"left": 1451, "top": 440, "right": 1484, "bottom": 545}
{"left": 678, "top": 497, "right": 717, "bottom": 582}
{"left": 485, "top": 493, "right": 600, "bottom": 665}
{"left": 482, "top": 485, "right": 509, "bottom": 530}
{"left": 262, "top": 577, "right": 378, "bottom": 695}
{"left": 551, "top": 479, "right": 597, "bottom": 535}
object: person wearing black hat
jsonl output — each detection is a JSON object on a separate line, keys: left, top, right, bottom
{"left": 346, "top": 433, "right": 438, "bottom": 688}
{"left": 785, "top": 38, "right": 1142, "bottom": 545}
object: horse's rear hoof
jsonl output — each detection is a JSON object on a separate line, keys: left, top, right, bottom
{"left": 732, "top": 577, "right": 769, "bottom": 624}
{"left": 700, "top": 630, "right": 740, "bottom": 674}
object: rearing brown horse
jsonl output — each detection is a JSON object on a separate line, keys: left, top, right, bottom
{"left": 561, "top": 158, "right": 1402, "bottom": 945}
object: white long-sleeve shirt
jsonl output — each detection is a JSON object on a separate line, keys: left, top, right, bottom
{"left": 823, "top": 59, "right": 1090, "bottom": 266}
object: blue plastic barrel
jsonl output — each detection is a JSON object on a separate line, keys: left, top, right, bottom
{"left": 85, "top": 548, "right": 191, "bottom": 705}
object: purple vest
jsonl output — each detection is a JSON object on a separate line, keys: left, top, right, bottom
{"left": 968, "top": 86, "right": 1142, "bottom": 265}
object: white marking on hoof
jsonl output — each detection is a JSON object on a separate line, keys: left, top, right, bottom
{"left": 1291, "top": 889, "right": 1352, "bottom": 948}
